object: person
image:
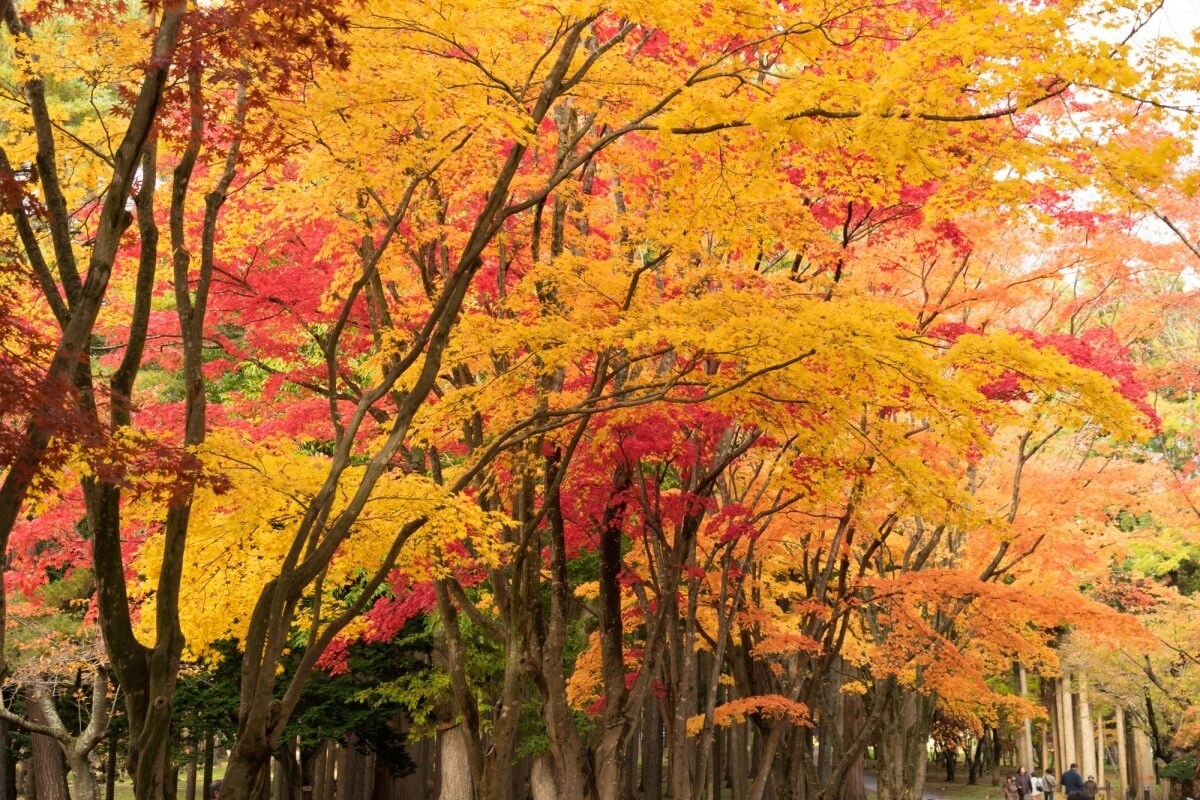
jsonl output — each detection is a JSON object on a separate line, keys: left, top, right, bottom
{"left": 1084, "top": 776, "right": 1097, "bottom": 800}
{"left": 1032, "top": 773, "right": 1045, "bottom": 798}
{"left": 1043, "top": 769, "right": 1057, "bottom": 800}
{"left": 1005, "top": 776, "right": 1022, "bottom": 800}
{"left": 1017, "top": 767, "right": 1035, "bottom": 800}
{"left": 207, "top": 780, "right": 224, "bottom": 800}
{"left": 1062, "top": 764, "right": 1085, "bottom": 797}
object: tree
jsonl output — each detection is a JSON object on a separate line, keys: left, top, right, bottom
{"left": 7, "top": 2, "right": 1200, "bottom": 800}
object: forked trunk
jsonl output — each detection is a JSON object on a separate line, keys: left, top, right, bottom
{"left": 875, "top": 688, "right": 935, "bottom": 800}
{"left": 220, "top": 730, "right": 274, "bottom": 800}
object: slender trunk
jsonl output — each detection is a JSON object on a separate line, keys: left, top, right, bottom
{"left": 1116, "top": 707, "right": 1128, "bottom": 800}
{"left": 1061, "top": 677, "right": 1077, "bottom": 770}
{"left": 1188, "top": 741, "right": 1200, "bottom": 800}
{"left": 1078, "top": 674, "right": 1096, "bottom": 781}
{"left": 541, "top": 457, "right": 596, "bottom": 800}
{"left": 107, "top": 728, "right": 118, "bottom": 800}
{"left": 730, "top": 721, "right": 748, "bottom": 800}
{"left": 595, "top": 463, "right": 633, "bottom": 800}
{"left": 968, "top": 736, "right": 985, "bottom": 786}
{"left": 202, "top": 734, "right": 215, "bottom": 800}
{"left": 186, "top": 750, "right": 197, "bottom": 800}
{"left": 434, "top": 580, "right": 483, "bottom": 793}
{"left": 712, "top": 691, "right": 723, "bottom": 800}
{"left": 0, "top": 714, "right": 13, "bottom": 800}
{"left": 480, "top": 625, "right": 523, "bottom": 800}
{"left": 746, "top": 720, "right": 786, "bottom": 800}
{"left": 644, "top": 698, "right": 663, "bottom": 800}
{"left": 1016, "top": 663, "right": 1034, "bottom": 771}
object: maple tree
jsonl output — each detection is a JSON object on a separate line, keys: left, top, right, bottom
{"left": 3, "top": 1, "right": 1200, "bottom": 800}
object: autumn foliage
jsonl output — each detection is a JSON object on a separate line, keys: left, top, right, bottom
{"left": 2, "top": 2, "right": 1200, "bottom": 800}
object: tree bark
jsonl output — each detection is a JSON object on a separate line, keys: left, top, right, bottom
{"left": 25, "top": 699, "right": 68, "bottom": 800}
{"left": 0, "top": 713, "right": 14, "bottom": 800}
{"left": 1078, "top": 674, "right": 1096, "bottom": 782}
{"left": 1116, "top": 707, "right": 1128, "bottom": 800}
{"left": 841, "top": 691, "right": 867, "bottom": 800}
{"left": 644, "top": 698, "right": 664, "bottom": 800}
{"left": 1130, "top": 728, "right": 1154, "bottom": 800}
{"left": 539, "top": 464, "right": 597, "bottom": 800}
{"left": 1016, "top": 663, "right": 1034, "bottom": 771}
{"left": 875, "top": 688, "right": 935, "bottom": 800}
{"left": 437, "top": 726, "right": 475, "bottom": 800}
{"left": 1061, "top": 677, "right": 1078, "bottom": 770}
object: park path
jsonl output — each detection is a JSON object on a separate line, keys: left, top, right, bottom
{"left": 863, "top": 770, "right": 960, "bottom": 800}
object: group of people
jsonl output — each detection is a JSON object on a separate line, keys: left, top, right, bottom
{"left": 1004, "top": 764, "right": 1100, "bottom": 800}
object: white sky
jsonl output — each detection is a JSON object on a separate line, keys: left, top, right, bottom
{"left": 1147, "top": 0, "right": 1200, "bottom": 42}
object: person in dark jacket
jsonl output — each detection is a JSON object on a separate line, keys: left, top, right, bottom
{"left": 1061, "top": 764, "right": 1085, "bottom": 796}
{"left": 1017, "top": 767, "right": 1035, "bottom": 800}
{"left": 1084, "top": 776, "right": 1097, "bottom": 800}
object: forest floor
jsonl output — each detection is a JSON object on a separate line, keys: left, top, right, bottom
{"left": 865, "top": 766, "right": 1002, "bottom": 800}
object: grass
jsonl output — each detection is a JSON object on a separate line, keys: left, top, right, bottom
{"left": 110, "top": 763, "right": 225, "bottom": 800}
{"left": 862, "top": 760, "right": 1007, "bottom": 800}
{"left": 921, "top": 770, "right": 1007, "bottom": 800}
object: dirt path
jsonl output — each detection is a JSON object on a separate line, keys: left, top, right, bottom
{"left": 863, "top": 770, "right": 971, "bottom": 800}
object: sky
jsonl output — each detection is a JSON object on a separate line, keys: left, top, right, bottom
{"left": 1151, "top": 0, "right": 1200, "bottom": 42}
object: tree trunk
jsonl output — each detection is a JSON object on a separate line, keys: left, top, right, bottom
{"left": 1130, "top": 728, "right": 1154, "bottom": 800}
{"left": 594, "top": 463, "right": 634, "bottom": 800}
{"left": 1041, "top": 724, "right": 1049, "bottom": 775}
{"left": 0, "top": 714, "right": 14, "bottom": 800}
{"left": 817, "top": 661, "right": 841, "bottom": 788}
{"left": 1060, "top": 678, "right": 1077, "bottom": 771}
{"left": 540, "top": 467, "right": 598, "bottom": 800}
{"left": 107, "top": 729, "right": 119, "bottom": 800}
{"left": 480, "top": 625, "right": 524, "bottom": 800}
{"left": 840, "top": 691, "right": 867, "bottom": 800}
{"left": 529, "top": 755, "right": 557, "bottom": 800}
{"left": 1016, "top": 663, "right": 1034, "bottom": 771}
{"left": 223, "top": 742, "right": 273, "bottom": 800}
{"left": 437, "top": 726, "right": 475, "bottom": 800}
{"left": 1116, "top": 708, "right": 1128, "bottom": 800}
{"left": 1049, "top": 682, "right": 1061, "bottom": 776}
{"left": 187, "top": 749, "right": 198, "bottom": 800}
{"left": 876, "top": 688, "right": 934, "bottom": 800}
{"left": 944, "top": 747, "right": 957, "bottom": 782}
{"left": 202, "top": 733, "right": 215, "bottom": 800}
{"left": 1187, "top": 743, "right": 1200, "bottom": 800}
{"left": 967, "top": 736, "right": 984, "bottom": 785}
{"left": 729, "top": 721, "right": 748, "bottom": 800}
{"left": 1078, "top": 675, "right": 1096, "bottom": 782}
{"left": 310, "top": 743, "right": 328, "bottom": 800}
{"left": 26, "top": 700, "right": 68, "bottom": 800}
{"left": 644, "top": 699, "right": 664, "bottom": 800}
{"left": 67, "top": 749, "right": 103, "bottom": 800}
